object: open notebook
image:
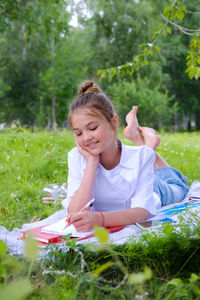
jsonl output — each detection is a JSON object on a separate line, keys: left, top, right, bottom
{"left": 21, "top": 218, "right": 125, "bottom": 244}
{"left": 41, "top": 218, "right": 94, "bottom": 238}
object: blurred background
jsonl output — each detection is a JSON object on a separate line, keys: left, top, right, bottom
{"left": 0, "top": 0, "right": 199, "bottom": 131}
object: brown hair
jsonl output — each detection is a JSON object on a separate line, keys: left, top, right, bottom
{"left": 68, "top": 81, "right": 116, "bottom": 127}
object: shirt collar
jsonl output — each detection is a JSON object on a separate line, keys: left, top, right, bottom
{"left": 84, "top": 140, "right": 136, "bottom": 182}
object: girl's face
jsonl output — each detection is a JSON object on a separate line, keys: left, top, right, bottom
{"left": 71, "top": 108, "right": 118, "bottom": 156}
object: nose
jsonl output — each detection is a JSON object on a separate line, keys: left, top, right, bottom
{"left": 83, "top": 131, "right": 92, "bottom": 143}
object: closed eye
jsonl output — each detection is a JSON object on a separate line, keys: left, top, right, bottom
{"left": 75, "top": 132, "right": 82, "bottom": 136}
{"left": 90, "top": 126, "right": 98, "bottom": 131}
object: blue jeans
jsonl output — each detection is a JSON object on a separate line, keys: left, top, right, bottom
{"left": 153, "top": 167, "right": 189, "bottom": 207}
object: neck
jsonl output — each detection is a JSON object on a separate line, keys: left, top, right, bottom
{"left": 100, "top": 139, "right": 121, "bottom": 170}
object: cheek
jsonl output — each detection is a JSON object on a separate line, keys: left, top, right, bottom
{"left": 105, "top": 127, "right": 115, "bottom": 139}
{"left": 74, "top": 134, "right": 83, "bottom": 146}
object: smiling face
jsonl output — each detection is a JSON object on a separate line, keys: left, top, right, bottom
{"left": 71, "top": 108, "right": 118, "bottom": 156}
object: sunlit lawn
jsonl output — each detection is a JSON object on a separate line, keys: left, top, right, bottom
{"left": 0, "top": 128, "right": 200, "bottom": 230}
{"left": 0, "top": 128, "right": 200, "bottom": 299}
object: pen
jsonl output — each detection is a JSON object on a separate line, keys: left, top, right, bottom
{"left": 63, "top": 198, "right": 95, "bottom": 230}
{"left": 79, "top": 198, "right": 95, "bottom": 212}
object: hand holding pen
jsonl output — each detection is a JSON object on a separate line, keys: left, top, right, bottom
{"left": 64, "top": 198, "right": 95, "bottom": 230}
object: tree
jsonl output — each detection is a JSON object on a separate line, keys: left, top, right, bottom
{"left": 39, "top": 26, "right": 92, "bottom": 128}
{"left": 35, "top": 0, "right": 70, "bottom": 129}
{"left": 97, "top": 0, "right": 200, "bottom": 81}
{"left": 0, "top": 0, "right": 92, "bottom": 127}
{"left": 81, "top": 0, "right": 200, "bottom": 130}
{"left": 75, "top": 0, "right": 175, "bottom": 128}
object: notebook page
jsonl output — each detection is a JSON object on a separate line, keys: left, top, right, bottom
{"left": 41, "top": 218, "right": 93, "bottom": 238}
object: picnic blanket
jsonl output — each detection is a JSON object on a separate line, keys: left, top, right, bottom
{"left": 0, "top": 181, "right": 200, "bottom": 257}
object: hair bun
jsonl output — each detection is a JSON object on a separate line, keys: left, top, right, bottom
{"left": 78, "top": 81, "right": 102, "bottom": 96}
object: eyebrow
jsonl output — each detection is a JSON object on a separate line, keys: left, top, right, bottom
{"left": 73, "top": 121, "right": 98, "bottom": 131}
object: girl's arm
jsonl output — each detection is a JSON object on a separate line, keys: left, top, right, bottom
{"left": 68, "top": 156, "right": 98, "bottom": 213}
{"left": 67, "top": 140, "right": 99, "bottom": 213}
{"left": 66, "top": 207, "right": 149, "bottom": 232}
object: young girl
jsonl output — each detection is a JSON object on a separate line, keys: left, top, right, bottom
{"left": 63, "top": 81, "right": 188, "bottom": 232}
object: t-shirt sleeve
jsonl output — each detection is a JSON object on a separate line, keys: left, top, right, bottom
{"left": 130, "top": 146, "right": 160, "bottom": 215}
{"left": 61, "top": 148, "right": 83, "bottom": 209}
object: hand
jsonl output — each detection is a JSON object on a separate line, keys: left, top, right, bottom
{"left": 66, "top": 211, "right": 98, "bottom": 232}
{"left": 74, "top": 135, "right": 99, "bottom": 164}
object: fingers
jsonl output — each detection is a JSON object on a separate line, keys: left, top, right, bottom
{"left": 66, "top": 212, "right": 80, "bottom": 225}
{"left": 74, "top": 135, "right": 91, "bottom": 156}
{"left": 70, "top": 213, "right": 88, "bottom": 232}
{"left": 70, "top": 213, "right": 82, "bottom": 224}
{"left": 65, "top": 214, "right": 73, "bottom": 226}
{"left": 66, "top": 212, "right": 94, "bottom": 232}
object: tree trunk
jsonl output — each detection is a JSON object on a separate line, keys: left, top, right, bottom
{"left": 51, "top": 36, "right": 57, "bottom": 130}
{"left": 195, "top": 110, "right": 200, "bottom": 130}
{"left": 22, "top": 24, "right": 26, "bottom": 58}
{"left": 173, "top": 112, "right": 179, "bottom": 131}
{"left": 52, "top": 97, "right": 57, "bottom": 131}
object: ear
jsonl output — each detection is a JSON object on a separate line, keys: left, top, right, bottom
{"left": 112, "top": 113, "right": 118, "bottom": 130}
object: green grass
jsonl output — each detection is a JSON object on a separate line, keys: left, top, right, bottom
{"left": 0, "top": 128, "right": 75, "bottom": 229}
{"left": 0, "top": 129, "right": 200, "bottom": 299}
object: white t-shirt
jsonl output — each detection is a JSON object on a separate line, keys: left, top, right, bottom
{"left": 62, "top": 141, "right": 161, "bottom": 216}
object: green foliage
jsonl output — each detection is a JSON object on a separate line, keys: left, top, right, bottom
{"left": 25, "top": 234, "right": 39, "bottom": 261}
{"left": 0, "top": 0, "right": 91, "bottom": 128}
{"left": 108, "top": 78, "right": 174, "bottom": 129}
{"left": 0, "top": 240, "right": 33, "bottom": 300}
{"left": 94, "top": 226, "right": 109, "bottom": 244}
{"left": 186, "top": 33, "right": 200, "bottom": 79}
{"left": 128, "top": 267, "right": 152, "bottom": 285}
{"left": 0, "top": 0, "right": 200, "bottom": 130}
{"left": 97, "top": 0, "right": 200, "bottom": 81}
{"left": 0, "top": 279, "right": 32, "bottom": 300}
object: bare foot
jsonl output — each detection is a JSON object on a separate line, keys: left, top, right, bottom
{"left": 139, "top": 127, "right": 160, "bottom": 151}
{"left": 123, "top": 106, "right": 144, "bottom": 146}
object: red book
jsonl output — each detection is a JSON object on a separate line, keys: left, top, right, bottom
{"left": 21, "top": 225, "right": 125, "bottom": 245}
{"left": 21, "top": 225, "right": 66, "bottom": 244}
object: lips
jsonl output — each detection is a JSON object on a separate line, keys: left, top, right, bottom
{"left": 87, "top": 141, "right": 99, "bottom": 149}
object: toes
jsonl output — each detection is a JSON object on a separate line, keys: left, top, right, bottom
{"left": 132, "top": 106, "right": 138, "bottom": 113}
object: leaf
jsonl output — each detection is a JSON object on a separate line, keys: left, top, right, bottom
{"left": 0, "top": 279, "right": 32, "bottom": 300}
{"left": 143, "top": 267, "right": 153, "bottom": 280}
{"left": 94, "top": 226, "right": 109, "bottom": 244}
{"left": 189, "top": 273, "right": 199, "bottom": 283}
{"left": 154, "top": 24, "right": 163, "bottom": 32}
{"left": 193, "top": 285, "right": 200, "bottom": 296}
{"left": 92, "top": 261, "right": 113, "bottom": 278}
{"left": 163, "top": 6, "right": 172, "bottom": 18}
{"left": 176, "top": 9, "right": 184, "bottom": 21}
{"left": 97, "top": 69, "right": 105, "bottom": 76}
{"left": 149, "top": 49, "right": 154, "bottom": 57}
{"left": 166, "top": 26, "right": 172, "bottom": 35}
{"left": 152, "top": 32, "right": 159, "bottom": 39}
{"left": 101, "top": 72, "right": 107, "bottom": 79}
{"left": 179, "top": 4, "right": 186, "bottom": 12}
{"left": 194, "top": 72, "right": 200, "bottom": 80}
{"left": 153, "top": 45, "right": 160, "bottom": 52}
{"left": 139, "top": 43, "right": 147, "bottom": 47}
{"left": 25, "top": 233, "right": 38, "bottom": 260}
{"left": 168, "top": 278, "right": 183, "bottom": 286}
{"left": 129, "top": 273, "right": 146, "bottom": 285}
{"left": 128, "top": 267, "right": 152, "bottom": 285}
